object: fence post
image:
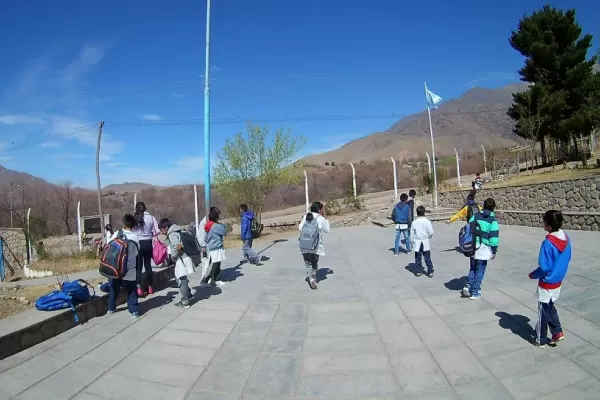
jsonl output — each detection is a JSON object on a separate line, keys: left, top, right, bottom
{"left": 194, "top": 185, "right": 199, "bottom": 231}
{"left": 453, "top": 148, "right": 462, "bottom": 187}
{"left": 26, "top": 208, "right": 32, "bottom": 262}
{"left": 133, "top": 193, "right": 137, "bottom": 209}
{"left": 77, "top": 201, "right": 82, "bottom": 252}
{"left": 350, "top": 163, "right": 357, "bottom": 198}
{"left": 304, "top": 170, "right": 309, "bottom": 212}
{"left": 390, "top": 157, "right": 398, "bottom": 198}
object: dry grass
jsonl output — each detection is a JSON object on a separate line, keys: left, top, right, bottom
{"left": 0, "top": 278, "right": 104, "bottom": 319}
{"left": 31, "top": 249, "right": 98, "bottom": 275}
{"left": 484, "top": 167, "right": 600, "bottom": 189}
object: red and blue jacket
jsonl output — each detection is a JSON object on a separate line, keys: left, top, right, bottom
{"left": 529, "top": 230, "right": 572, "bottom": 289}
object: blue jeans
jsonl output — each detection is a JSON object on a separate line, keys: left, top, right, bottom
{"left": 394, "top": 229, "right": 411, "bottom": 254}
{"left": 467, "top": 259, "right": 487, "bottom": 296}
{"left": 108, "top": 279, "right": 138, "bottom": 314}
{"left": 415, "top": 243, "right": 434, "bottom": 274}
{"left": 243, "top": 239, "right": 259, "bottom": 264}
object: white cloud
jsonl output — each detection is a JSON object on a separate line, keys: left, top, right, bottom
{"left": 140, "top": 114, "right": 164, "bottom": 121}
{"left": 0, "top": 114, "right": 44, "bottom": 125}
{"left": 103, "top": 156, "right": 205, "bottom": 186}
{"left": 466, "top": 72, "right": 518, "bottom": 87}
{"left": 59, "top": 44, "right": 108, "bottom": 87}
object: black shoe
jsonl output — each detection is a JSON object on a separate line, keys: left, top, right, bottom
{"left": 427, "top": 272, "right": 434, "bottom": 278}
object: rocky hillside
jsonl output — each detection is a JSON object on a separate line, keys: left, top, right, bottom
{"left": 302, "top": 84, "right": 528, "bottom": 165}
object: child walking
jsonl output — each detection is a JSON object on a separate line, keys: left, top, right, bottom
{"left": 159, "top": 218, "right": 198, "bottom": 309}
{"left": 202, "top": 209, "right": 228, "bottom": 287}
{"left": 529, "top": 210, "right": 571, "bottom": 348}
{"left": 299, "top": 201, "right": 330, "bottom": 290}
{"left": 107, "top": 214, "right": 140, "bottom": 317}
{"left": 462, "top": 197, "right": 500, "bottom": 300}
{"left": 392, "top": 193, "right": 413, "bottom": 255}
{"left": 411, "top": 206, "right": 435, "bottom": 278}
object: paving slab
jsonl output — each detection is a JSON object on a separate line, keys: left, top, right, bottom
{"left": 1, "top": 223, "right": 600, "bottom": 399}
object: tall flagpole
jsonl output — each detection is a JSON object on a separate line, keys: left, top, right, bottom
{"left": 425, "top": 82, "right": 439, "bottom": 208}
{"left": 203, "top": 0, "right": 212, "bottom": 218}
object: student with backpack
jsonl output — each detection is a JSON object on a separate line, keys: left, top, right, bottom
{"left": 391, "top": 193, "right": 413, "bottom": 255}
{"left": 529, "top": 210, "right": 571, "bottom": 348}
{"left": 239, "top": 204, "right": 260, "bottom": 265}
{"left": 461, "top": 197, "right": 500, "bottom": 300}
{"left": 159, "top": 218, "right": 201, "bottom": 309}
{"left": 132, "top": 202, "right": 159, "bottom": 297}
{"left": 105, "top": 214, "right": 140, "bottom": 317}
{"left": 299, "top": 201, "right": 330, "bottom": 290}
{"left": 202, "top": 209, "right": 228, "bottom": 287}
{"left": 447, "top": 190, "right": 481, "bottom": 224}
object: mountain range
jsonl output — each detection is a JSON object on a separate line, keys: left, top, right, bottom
{"left": 302, "top": 83, "right": 527, "bottom": 165}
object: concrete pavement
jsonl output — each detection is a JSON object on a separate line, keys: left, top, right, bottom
{"left": 1, "top": 223, "right": 600, "bottom": 399}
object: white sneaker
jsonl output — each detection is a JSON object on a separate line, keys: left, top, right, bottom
{"left": 309, "top": 278, "right": 318, "bottom": 290}
{"left": 215, "top": 281, "right": 227, "bottom": 287}
{"left": 461, "top": 287, "right": 470, "bottom": 297}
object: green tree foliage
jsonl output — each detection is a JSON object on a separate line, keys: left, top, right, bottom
{"left": 213, "top": 124, "right": 305, "bottom": 220}
{"left": 508, "top": 5, "right": 600, "bottom": 163}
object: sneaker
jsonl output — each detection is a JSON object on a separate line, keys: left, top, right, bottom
{"left": 147, "top": 286, "right": 154, "bottom": 295}
{"left": 550, "top": 332, "right": 565, "bottom": 345}
{"left": 309, "top": 278, "right": 318, "bottom": 290}
{"left": 215, "top": 281, "right": 227, "bottom": 287}
{"left": 469, "top": 293, "right": 482, "bottom": 300}
{"left": 407, "top": 251, "right": 413, "bottom": 255}
{"left": 106, "top": 310, "right": 115, "bottom": 315}
{"left": 136, "top": 288, "right": 145, "bottom": 297}
{"left": 175, "top": 300, "right": 191, "bottom": 309}
{"left": 394, "top": 252, "right": 400, "bottom": 257}
{"left": 427, "top": 272, "right": 434, "bottom": 278}
{"left": 131, "top": 312, "right": 140, "bottom": 318}
{"left": 415, "top": 271, "right": 423, "bottom": 277}
{"left": 461, "top": 287, "right": 471, "bottom": 298}
{"left": 532, "top": 339, "right": 546, "bottom": 348}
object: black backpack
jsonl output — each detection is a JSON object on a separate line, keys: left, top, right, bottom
{"left": 251, "top": 218, "right": 263, "bottom": 239}
{"left": 466, "top": 202, "right": 480, "bottom": 221}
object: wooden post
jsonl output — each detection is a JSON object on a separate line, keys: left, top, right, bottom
{"left": 96, "top": 121, "right": 105, "bottom": 244}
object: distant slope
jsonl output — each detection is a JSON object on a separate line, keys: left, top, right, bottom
{"left": 103, "top": 182, "right": 159, "bottom": 193}
{"left": 302, "top": 83, "right": 527, "bottom": 165}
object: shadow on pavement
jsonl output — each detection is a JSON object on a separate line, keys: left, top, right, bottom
{"left": 445, "top": 276, "right": 468, "bottom": 291}
{"left": 219, "top": 264, "right": 244, "bottom": 282}
{"left": 140, "top": 288, "right": 179, "bottom": 313}
{"left": 316, "top": 268, "right": 334, "bottom": 283}
{"left": 496, "top": 311, "right": 535, "bottom": 343}
{"left": 405, "top": 263, "right": 422, "bottom": 277}
{"left": 441, "top": 246, "right": 462, "bottom": 253}
{"left": 258, "top": 239, "right": 288, "bottom": 255}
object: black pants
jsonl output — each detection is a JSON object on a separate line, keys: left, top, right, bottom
{"left": 137, "top": 239, "right": 154, "bottom": 287}
{"left": 537, "top": 300, "right": 563, "bottom": 344}
{"left": 303, "top": 253, "right": 319, "bottom": 280}
{"left": 415, "top": 243, "right": 434, "bottom": 274}
{"left": 202, "top": 261, "right": 221, "bottom": 284}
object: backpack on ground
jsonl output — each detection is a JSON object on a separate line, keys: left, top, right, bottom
{"left": 458, "top": 219, "right": 480, "bottom": 257}
{"left": 251, "top": 218, "right": 263, "bottom": 239}
{"left": 99, "top": 230, "right": 134, "bottom": 279}
{"left": 35, "top": 279, "right": 94, "bottom": 323}
{"left": 299, "top": 218, "right": 320, "bottom": 251}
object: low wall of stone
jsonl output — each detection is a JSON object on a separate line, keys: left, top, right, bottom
{"left": 0, "top": 265, "right": 175, "bottom": 360}
{"left": 439, "top": 176, "right": 600, "bottom": 231}
{"left": 0, "top": 229, "right": 28, "bottom": 273}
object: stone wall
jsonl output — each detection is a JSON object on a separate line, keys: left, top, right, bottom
{"left": 438, "top": 176, "right": 600, "bottom": 231}
{"left": 0, "top": 228, "right": 28, "bottom": 273}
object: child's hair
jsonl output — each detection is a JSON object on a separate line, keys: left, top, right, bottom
{"left": 208, "top": 208, "right": 220, "bottom": 222}
{"left": 416, "top": 205, "right": 426, "bottom": 217}
{"left": 400, "top": 193, "right": 408, "bottom": 202}
{"left": 543, "top": 210, "right": 563, "bottom": 232}
{"left": 483, "top": 198, "right": 496, "bottom": 211}
{"left": 306, "top": 201, "right": 323, "bottom": 222}
{"left": 105, "top": 224, "right": 113, "bottom": 234}
{"left": 239, "top": 204, "right": 248, "bottom": 212}
{"left": 409, "top": 189, "right": 416, "bottom": 198}
{"left": 476, "top": 172, "right": 481, "bottom": 177}
{"left": 122, "top": 214, "right": 136, "bottom": 229}
{"left": 158, "top": 218, "right": 172, "bottom": 231}
{"left": 134, "top": 202, "right": 147, "bottom": 227}
{"left": 209, "top": 206, "right": 221, "bottom": 215}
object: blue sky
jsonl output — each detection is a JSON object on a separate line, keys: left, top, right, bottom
{"left": 0, "top": 0, "right": 598, "bottom": 188}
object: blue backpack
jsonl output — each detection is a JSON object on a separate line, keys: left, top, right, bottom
{"left": 35, "top": 279, "right": 94, "bottom": 323}
{"left": 458, "top": 219, "right": 481, "bottom": 257}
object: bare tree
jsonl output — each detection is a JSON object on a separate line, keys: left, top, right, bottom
{"left": 55, "top": 181, "right": 74, "bottom": 235}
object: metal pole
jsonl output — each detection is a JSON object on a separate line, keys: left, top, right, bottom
{"left": 203, "top": 0, "right": 212, "bottom": 218}
{"left": 194, "top": 185, "right": 199, "bottom": 232}
{"left": 425, "top": 83, "right": 438, "bottom": 208}
{"left": 481, "top": 144, "right": 487, "bottom": 175}
{"left": 350, "top": 163, "right": 357, "bottom": 198}
{"left": 96, "top": 121, "right": 106, "bottom": 243}
{"left": 390, "top": 157, "right": 398, "bottom": 198}
{"left": 9, "top": 183, "right": 13, "bottom": 228}
{"left": 26, "top": 208, "right": 32, "bottom": 262}
{"left": 304, "top": 170, "right": 309, "bottom": 212}
{"left": 133, "top": 193, "right": 137, "bottom": 209}
{"left": 77, "top": 201, "right": 82, "bottom": 252}
{"left": 425, "top": 152, "right": 431, "bottom": 175}
{"left": 453, "top": 148, "right": 461, "bottom": 187}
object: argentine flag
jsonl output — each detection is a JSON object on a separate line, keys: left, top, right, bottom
{"left": 425, "top": 83, "right": 442, "bottom": 108}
